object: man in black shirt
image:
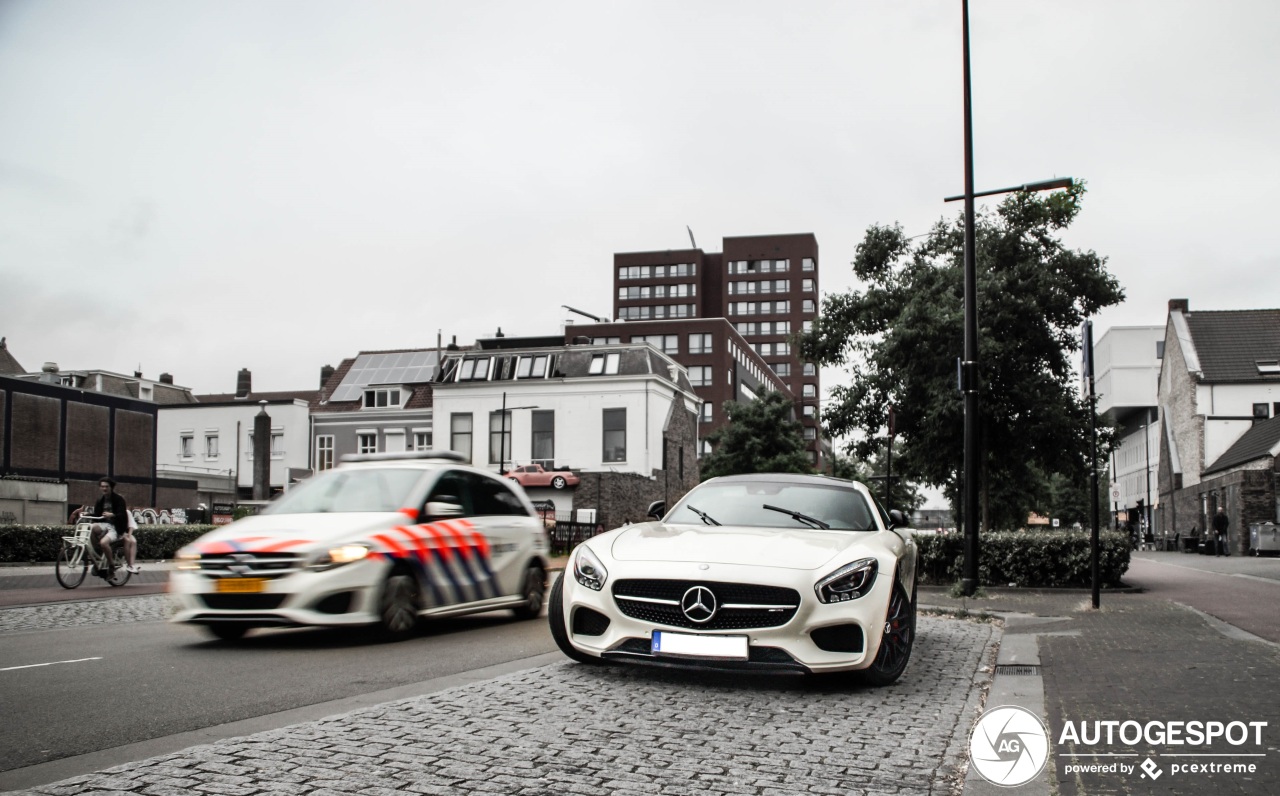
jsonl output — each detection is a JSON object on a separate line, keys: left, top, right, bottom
{"left": 1212, "top": 507, "right": 1230, "bottom": 557}
{"left": 91, "top": 477, "right": 139, "bottom": 573}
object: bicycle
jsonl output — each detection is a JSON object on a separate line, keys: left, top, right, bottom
{"left": 55, "top": 515, "right": 132, "bottom": 589}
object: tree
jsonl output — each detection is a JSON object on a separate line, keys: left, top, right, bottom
{"left": 829, "top": 444, "right": 926, "bottom": 514}
{"left": 799, "top": 182, "right": 1123, "bottom": 531}
{"left": 699, "top": 391, "right": 812, "bottom": 479}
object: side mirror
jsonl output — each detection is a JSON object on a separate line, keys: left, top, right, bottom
{"left": 425, "top": 498, "right": 464, "bottom": 519}
{"left": 888, "top": 509, "right": 908, "bottom": 529}
{"left": 646, "top": 501, "right": 666, "bottom": 520}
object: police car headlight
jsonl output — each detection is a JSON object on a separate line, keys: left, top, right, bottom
{"left": 573, "top": 545, "right": 608, "bottom": 591}
{"left": 310, "top": 544, "right": 372, "bottom": 571}
{"left": 176, "top": 548, "right": 201, "bottom": 571}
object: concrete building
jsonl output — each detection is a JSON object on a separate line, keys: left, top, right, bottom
{"left": 1156, "top": 299, "right": 1280, "bottom": 552}
{"left": 1092, "top": 325, "right": 1164, "bottom": 536}
{"left": 612, "top": 233, "right": 823, "bottom": 465}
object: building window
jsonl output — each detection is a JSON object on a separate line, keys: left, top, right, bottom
{"left": 270, "top": 432, "right": 284, "bottom": 457}
{"left": 688, "top": 366, "right": 712, "bottom": 387}
{"left": 699, "top": 439, "right": 712, "bottom": 458}
{"left": 802, "top": 404, "right": 816, "bottom": 418}
{"left": 458, "top": 358, "right": 491, "bottom": 381}
{"left": 489, "top": 411, "right": 512, "bottom": 464}
{"left": 802, "top": 299, "right": 816, "bottom": 314}
{"left": 603, "top": 408, "right": 626, "bottom": 462}
{"left": 516, "top": 355, "right": 550, "bottom": 379}
{"left": 589, "top": 353, "right": 621, "bottom": 375}
{"left": 357, "top": 433, "right": 377, "bottom": 455}
{"left": 411, "top": 431, "right": 432, "bottom": 451}
{"left": 803, "top": 384, "right": 817, "bottom": 398}
{"left": 590, "top": 337, "right": 620, "bottom": 346}
{"left": 802, "top": 257, "right": 815, "bottom": 271}
{"left": 531, "top": 410, "right": 555, "bottom": 465}
{"left": 363, "top": 388, "right": 402, "bottom": 408}
{"left": 803, "top": 427, "right": 817, "bottom": 441}
{"left": 803, "top": 320, "right": 813, "bottom": 332}
{"left": 179, "top": 435, "right": 193, "bottom": 457}
{"left": 1253, "top": 403, "right": 1271, "bottom": 421}
{"left": 802, "top": 278, "right": 815, "bottom": 292}
{"left": 688, "top": 333, "right": 713, "bottom": 354}
{"left": 315, "top": 435, "right": 334, "bottom": 470}
{"left": 700, "top": 402, "right": 713, "bottom": 423}
{"left": 772, "top": 362, "right": 791, "bottom": 377}
{"left": 205, "top": 434, "right": 219, "bottom": 458}
{"left": 631, "top": 334, "right": 679, "bottom": 354}
{"left": 803, "top": 362, "right": 817, "bottom": 376}
{"left": 451, "top": 414, "right": 473, "bottom": 460}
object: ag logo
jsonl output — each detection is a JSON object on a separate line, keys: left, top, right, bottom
{"left": 969, "top": 705, "right": 1050, "bottom": 787}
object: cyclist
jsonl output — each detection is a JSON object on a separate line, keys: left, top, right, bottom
{"left": 90, "top": 477, "right": 140, "bottom": 574}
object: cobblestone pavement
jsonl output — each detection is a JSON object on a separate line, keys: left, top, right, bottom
{"left": 8, "top": 615, "right": 997, "bottom": 796}
{"left": 0, "top": 594, "right": 172, "bottom": 634}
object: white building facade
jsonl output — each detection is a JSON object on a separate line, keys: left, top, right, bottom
{"left": 1093, "top": 325, "right": 1164, "bottom": 533}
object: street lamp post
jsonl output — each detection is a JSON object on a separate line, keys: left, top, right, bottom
{"left": 950, "top": 0, "right": 1073, "bottom": 597}
{"left": 498, "top": 392, "right": 539, "bottom": 475}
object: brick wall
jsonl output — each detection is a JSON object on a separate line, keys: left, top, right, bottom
{"left": 113, "top": 409, "right": 154, "bottom": 479}
{"left": 10, "top": 392, "right": 60, "bottom": 470}
{"left": 66, "top": 402, "right": 109, "bottom": 475}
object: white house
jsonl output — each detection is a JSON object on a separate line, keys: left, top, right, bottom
{"left": 1092, "top": 325, "right": 1164, "bottom": 533}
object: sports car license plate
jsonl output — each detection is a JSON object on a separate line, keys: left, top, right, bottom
{"left": 215, "top": 578, "right": 266, "bottom": 594}
{"left": 651, "top": 631, "right": 749, "bottom": 660}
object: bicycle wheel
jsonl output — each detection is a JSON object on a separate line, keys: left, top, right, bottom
{"left": 56, "top": 544, "right": 88, "bottom": 589}
{"left": 106, "top": 554, "right": 131, "bottom": 587}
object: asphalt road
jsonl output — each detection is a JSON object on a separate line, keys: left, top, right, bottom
{"left": 1127, "top": 550, "right": 1280, "bottom": 642}
{"left": 0, "top": 602, "right": 559, "bottom": 777}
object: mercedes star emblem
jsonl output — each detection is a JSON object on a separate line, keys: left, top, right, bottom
{"left": 681, "top": 585, "right": 718, "bottom": 623}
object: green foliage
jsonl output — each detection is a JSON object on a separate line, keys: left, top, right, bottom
{"left": 829, "top": 447, "right": 925, "bottom": 514}
{"left": 700, "top": 391, "right": 813, "bottom": 480}
{"left": 799, "top": 182, "right": 1124, "bottom": 530}
{"left": 0, "top": 525, "right": 217, "bottom": 563}
{"left": 914, "top": 530, "right": 1130, "bottom": 587}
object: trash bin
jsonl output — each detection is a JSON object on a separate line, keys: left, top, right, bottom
{"left": 1249, "top": 523, "right": 1280, "bottom": 557}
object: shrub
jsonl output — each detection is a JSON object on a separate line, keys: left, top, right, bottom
{"left": 914, "top": 530, "right": 1130, "bottom": 588}
{"left": 0, "top": 525, "right": 218, "bottom": 564}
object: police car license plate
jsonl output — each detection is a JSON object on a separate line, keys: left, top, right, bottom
{"left": 651, "top": 631, "right": 748, "bottom": 660}
{"left": 215, "top": 578, "right": 266, "bottom": 594}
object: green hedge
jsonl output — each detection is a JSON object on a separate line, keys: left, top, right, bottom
{"left": 914, "top": 530, "right": 1130, "bottom": 588}
{"left": 0, "top": 525, "right": 218, "bottom": 564}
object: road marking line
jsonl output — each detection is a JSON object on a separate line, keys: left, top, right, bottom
{"left": 1, "top": 657, "right": 103, "bottom": 672}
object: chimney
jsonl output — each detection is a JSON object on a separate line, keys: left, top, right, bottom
{"left": 134, "top": 370, "right": 143, "bottom": 379}
{"left": 495, "top": 327, "right": 505, "bottom": 338}
{"left": 236, "top": 368, "right": 252, "bottom": 399}
{"left": 320, "top": 364, "right": 335, "bottom": 388}
{"left": 1169, "top": 299, "right": 1189, "bottom": 313}
{"left": 40, "top": 362, "right": 59, "bottom": 384}
{"left": 159, "top": 373, "right": 174, "bottom": 385}
{"left": 446, "top": 335, "right": 459, "bottom": 351}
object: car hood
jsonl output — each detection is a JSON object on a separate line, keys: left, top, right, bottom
{"left": 189, "top": 512, "right": 405, "bottom": 553}
{"left": 606, "top": 522, "right": 878, "bottom": 571}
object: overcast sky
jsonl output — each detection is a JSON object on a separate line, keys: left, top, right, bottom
{"left": 2, "top": 0, "right": 1277, "bottom": 397}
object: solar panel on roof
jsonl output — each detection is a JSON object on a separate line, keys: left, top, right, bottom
{"left": 329, "top": 350, "right": 441, "bottom": 402}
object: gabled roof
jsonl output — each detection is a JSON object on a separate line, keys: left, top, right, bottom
{"left": 0, "top": 337, "right": 23, "bottom": 376}
{"left": 1204, "top": 415, "right": 1280, "bottom": 475}
{"left": 1185, "top": 309, "right": 1280, "bottom": 383}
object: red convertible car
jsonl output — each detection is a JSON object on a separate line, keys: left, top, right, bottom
{"left": 506, "top": 464, "right": 580, "bottom": 490}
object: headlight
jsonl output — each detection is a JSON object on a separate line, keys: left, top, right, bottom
{"left": 310, "top": 544, "right": 372, "bottom": 571}
{"left": 175, "top": 548, "right": 201, "bottom": 570}
{"left": 573, "top": 545, "right": 608, "bottom": 591}
{"left": 815, "top": 557, "right": 878, "bottom": 603}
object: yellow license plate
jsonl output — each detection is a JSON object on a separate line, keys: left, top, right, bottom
{"left": 215, "top": 578, "right": 267, "bottom": 594}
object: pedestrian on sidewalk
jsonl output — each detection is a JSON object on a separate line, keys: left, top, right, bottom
{"left": 1213, "top": 507, "right": 1230, "bottom": 557}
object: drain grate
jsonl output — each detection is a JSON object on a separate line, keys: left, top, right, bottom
{"left": 995, "top": 664, "right": 1041, "bottom": 676}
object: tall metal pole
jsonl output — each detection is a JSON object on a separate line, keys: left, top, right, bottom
{"left": 1085, "top": 321, "right": 1100, "bottom": 609}
{"left": 960, "top": 0, "right": 981, "bottom": 596}
{"left": 499, "top": 391, "right": 507, "bottom": 474}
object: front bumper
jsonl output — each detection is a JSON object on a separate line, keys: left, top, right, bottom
{"left": 170, "top": 559, "right": 388, "bottom": 628}
{"left": 559, "top": 557, "right": 893, "bottom": 674}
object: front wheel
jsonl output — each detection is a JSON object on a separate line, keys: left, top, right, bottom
{"left": 511, "top": 564, "right": 546, "bottom": 620}
{"left": 376, "top": 569, "right": 421, "bottom": 641}
{"left": 551, "top": 476, "right": 567, "bottom": 489}
{"left": 548, "top": 575, "right": 601, "bottom": 665}
{"left": 860, "top": 576, "right": 915, "bottom": 687}
{"left": 55, "top": 544, "right": 88, "bottom": 589}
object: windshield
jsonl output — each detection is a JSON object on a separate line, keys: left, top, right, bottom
{"left": 666, "top": 481, "right": 878, "bottom": 531}
{"left": 262, "top": 468, "right": 426, "bottom": 515}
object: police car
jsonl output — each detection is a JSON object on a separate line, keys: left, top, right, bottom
{"left": 170, "top": 451, "right": 550, "bottom": 641}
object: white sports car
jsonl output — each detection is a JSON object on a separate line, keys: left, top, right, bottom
{"left": 549, "top": 473, "right": 919, "bottom": 685}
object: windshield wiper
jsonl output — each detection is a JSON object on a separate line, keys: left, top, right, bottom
{"left": 762, "top": 504, "right": 830, "bottom": 530}
{"left": 686, "top": 505, "right": 721, "bottom": 526}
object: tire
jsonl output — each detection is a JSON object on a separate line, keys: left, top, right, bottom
{"left": 511, "top": 563, "right": 546, "bottom": 620}
{"left": 551, "top": 476, "right": 567, "bottom": 489}
{"left": 376, "top": 568, "right": 421, "bottom": 641}
{"left": 204, "top": 623, "right": 249, "bottom": 641}
{"left": 508, "top": 476, "right": 520, "bottom": 483}
{"left": 860, "top": 572, "right": 915, "bottom": 687}
{"left": 55, "top": 544, "right": 87, "bottom": 589}
{"left": 105, "top": 549, "right": 131, "bottom": 587}
{"left": 548, "top": 575, "right": 600, "bottom": 665}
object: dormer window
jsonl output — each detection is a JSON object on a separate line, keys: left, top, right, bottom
{"left": 589, "top": 353, "right": 620, "bottom": 375}
{"left": 363, "top": 388, "right": 402, "bottom": 408}
{"left": 1257, "top": 360, "right": 1280, "bottom": 375}
{"left": 458, "top": 357, "right": 491, "bottom": 381}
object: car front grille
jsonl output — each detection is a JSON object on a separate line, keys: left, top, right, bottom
{"left": 199, "top": 594, "right": 288, "bottom": 610}
{"left": 611, "top": 579, "right": 800, "bottom": 630}
{"left": 198, "top": 552, "right": 306, "bottom": 579}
